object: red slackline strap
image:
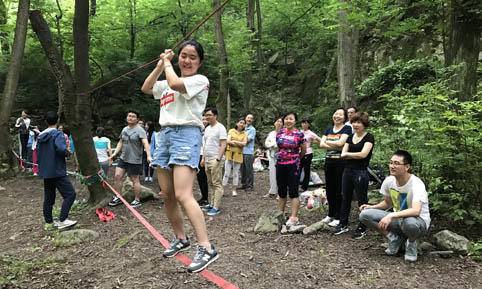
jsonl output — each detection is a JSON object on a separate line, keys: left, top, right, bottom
{"left": 102, "top": 180, "right": 240, "bottom": 289}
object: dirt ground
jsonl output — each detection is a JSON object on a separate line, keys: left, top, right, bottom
{"left": 0, "top": 169, "right": 480, "bottom": 289}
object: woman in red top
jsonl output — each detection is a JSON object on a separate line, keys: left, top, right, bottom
{"left": 276, "top": 112, "right": 306, "bottom": 232}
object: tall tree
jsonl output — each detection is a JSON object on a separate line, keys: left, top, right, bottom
{"left": 445, "top": 0, "right": 480, "bottom": 100}
{"left": 0, "top": 0, "right": 30, "bottom": 178}
{"left": 30, "top": 0, "right": 108, "bottom": 205}
{"left": 243, "top": 0, "right": 255, "bottom": 111}
{"left": 213, "top": 0, "right": 229, "bottom": 125}
{"left": 337, "top": 0, "right": 358, "bottom": 107}
{"left": 128, "top": 0, "right": 136, "bottom": 59}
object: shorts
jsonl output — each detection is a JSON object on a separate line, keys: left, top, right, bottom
{"left": 116, "top": 158, "right": 142, "bottom": 176}
{"left": 152, "top": 126, "right": 201, "bottom": 171}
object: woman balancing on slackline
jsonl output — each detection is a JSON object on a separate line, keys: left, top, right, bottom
{"left": 141, "top": 39, "right": 218, "bottom": 273}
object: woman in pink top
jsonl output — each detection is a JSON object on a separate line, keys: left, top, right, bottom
{"left": 300, "top": 118, "right": 322, "bottom": 192}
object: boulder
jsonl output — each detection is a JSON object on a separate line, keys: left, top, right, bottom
{"left": 433, "top": 230, "right": 470, "bottom": 254}
{"left": 303, "top": 220, "right": 330, "bottom": 235}
{"left": 121, "top": 178, "right": 159, "bottom": 202}
{"left": 419, "top": 241, "right": 435, "bottom": 254}
{"left": 54, "top": 229, "right": 99, "bottom": 247}
{"left": 254, "top": 211, "right": 285, "bottom": 233}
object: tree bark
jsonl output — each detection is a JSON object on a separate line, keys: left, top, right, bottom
{"left": 0, "top": 0, "right": 30, "bottom": 178}
{"left": 337, "top": 0, "right": 358, "bottom": 107}
{"left": 244, "top": 0, "right": 255, "bottom": 112}
{"left": 445, "top": 0, "right": 480, "bottom": 100}
{"left": 30, "top": 7, "right": 107, "bottom": 205}
{"left": 128, "top": 0, "right": 136, "bottom": 59}
{"left": 73, "top": 0, "right": 108, "bottom": 205}
{"left": 213, "top": 0, "right": 229, "bottom": 125}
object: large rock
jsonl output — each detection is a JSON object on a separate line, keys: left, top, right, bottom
{"left": 303, "top": 220, "right": 330, "bottom": 235}
{"left": 254, "top": 211, "right": 285, "bottom": 233}
{"left": 54, "top": 229, "right": 100, "bottom": 247}
{"left": 121, "top": 178, "right": 159, "bottom": 202}
{"left": 433, "top": 230, "right": 470, "bottom": 254}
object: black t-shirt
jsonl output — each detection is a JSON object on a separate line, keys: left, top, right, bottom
{"left": 345, "top": 132, "right": 375, "bottom": 169}
{"left": 323, "top": 125, "right": 352, "bottom": 159}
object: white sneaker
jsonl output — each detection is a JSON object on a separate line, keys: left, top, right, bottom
{"left": 148, "top": 177, "right": 153, "bottom": 182}
{"left": 232, "top": 190, "right": 237, "bottom": 196}
{"left": 55, "top": 219, "right": 77, "bottom": 230}
{"left": 328, "top": 219, "right": 340, "bottom": 227}
{"left": 144, "top": 177, "right": 149, "bottom": 182}
{"left": 321, "top": 216, "right": 333, "bottom": 224}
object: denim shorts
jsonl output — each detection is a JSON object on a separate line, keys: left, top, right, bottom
{"left": 151, "top": 126, "right": 202, "bottom": 171}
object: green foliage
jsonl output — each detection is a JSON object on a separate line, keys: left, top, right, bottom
{"left": 0, "top": 255, "right": 60, "bottom": 285}
{"left": 468, "top": 240, "right": 482, "bottom": 262}
{"left": 366, "top": 60, "right": 482, "bottom": 225}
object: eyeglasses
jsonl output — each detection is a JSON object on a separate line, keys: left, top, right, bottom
{"left": 389, "top": 161, "right": 406, "bottom": 166}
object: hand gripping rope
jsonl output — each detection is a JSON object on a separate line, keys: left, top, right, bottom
{"left": 77, "top": 0, "right": 232, "bottom": 96}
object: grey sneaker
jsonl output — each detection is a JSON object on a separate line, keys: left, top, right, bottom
{"left": 55, "top": 219, "right": 77, "bottom": 230}
{"left": 385, "top": 232, "right": 405, "bottom": 255}
{"left": 130, "top": 199, "right": 141, "bottom": 208}
{"left": 404, "top": 239, "right": 418, "bottom": 262}
{"left": 187, "top": 245, "right": 219, "bottom": 273}
{"left": 163, "top": 238, "right": 191, "bottom": 258}
{"left": 286, "top": 219, "right": 306, "bottom": 233}
{"left": 108, "top": 196, "right": 122, "bottom": 206}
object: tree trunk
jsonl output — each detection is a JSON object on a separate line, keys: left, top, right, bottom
{"left": 30, "top": 8, "right": 107, "bottom": 206}
{"left": 73, "top": 0, "right": 108, "bottom": 205}
{"left": 213, "top": 0, "right": 229, "bottom": 125}
{"left": 445, "top": 0, "right": 480, "bottom": 100}
{"left": 244, "top": 0, "right": 255, "bottom": 112}
{"left": 0, "top": 0, "right": 30, "bottom": 178}
{"left": 128, "top": 0, "right": 136, "bottom": 59}
{"left": 337, "top": 0, "right": 358, "bottom": 107}
{"left": 255, "top": 0, "right": 263, "bottom": 65}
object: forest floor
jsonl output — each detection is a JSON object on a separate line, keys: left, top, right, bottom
{"left": 0, "top": 168, "right": 480, "bottom": 289}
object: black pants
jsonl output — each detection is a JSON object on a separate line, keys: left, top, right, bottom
{"left": 340, "top": 168, "right": 369, "bottom": 227}
{"left": 299, "top": 153, "right": 313, "bottom": 191}
{"left": 142, "top": 151, "right": 154, "bottom": 178}
{"left": 325, "top": 159, "right": 345, "bottom": 220}
{"left": 197, "top": 157, "right": 209, "bottom": 201}
{"left": 43, "top": 176, "right": 76, "bottom": 223}
{"left": 19, "top": 133, "right": 29, "bottom": 160}
{"left": 241, "top": 154, "right": 254, "bottom": 189}
{"left": 276, "top": 163, "right": 299, "bottom": 198}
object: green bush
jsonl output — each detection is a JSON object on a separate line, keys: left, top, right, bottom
{"left": 362, "top": 60, "right": 482, "bottom": 226}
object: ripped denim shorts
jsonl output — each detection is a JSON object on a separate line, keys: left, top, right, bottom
{"left": 151, "top": 126, "right": 202, "bottom": 171}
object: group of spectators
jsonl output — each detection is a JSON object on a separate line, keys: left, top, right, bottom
{"left": 25, "top": 39, "right": 430, "bottom": 276}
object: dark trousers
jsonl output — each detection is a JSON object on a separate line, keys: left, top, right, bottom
{"left": 299, "top": 153, "right": 313, "bottom": 191}
{"left": 325, "top": 159, "right": 345, "bottom": 220}
{"left": 142, "top": 151, "right": 154, "bottom": 177}
{"left": 43, "top": 176, "right": 76, "bottom": 223}
{"left": 241, "top": 154, "right": 254, "bottom": 189}
{"left": 19, "top": 133, "right": 29, "bottom": 160}
{"left": 197, "top": 157, "right": 209, "bottom": 201}
{"left": 340, "top": 168, "right": 369, "bottom": 227}
{"left": 276, "top": 163, "right": 299, "bottom": 198}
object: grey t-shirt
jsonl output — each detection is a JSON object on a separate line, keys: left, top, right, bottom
{"left": 119, "top": 125, "right": 146, "bottom": 164}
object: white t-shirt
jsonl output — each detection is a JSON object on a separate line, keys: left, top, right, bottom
{"left": 380, "top": 175, "right": 431, "bottom": 227}
{"left": 203, "top": 122, "right": 227, "bottom": 160}
{"left": 93, "top": 136, "right": 111, "bottom": 163}
{"left": 153, "top": 74, "right": 209, "bottom": 129}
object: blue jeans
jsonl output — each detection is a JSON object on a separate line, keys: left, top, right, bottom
{"left": 340, "top": 168, "right": 369, "bottom": 227}
{"left": 152, "top": 126, "right": 201, "bottom": 171}
{"left": 359, "top": 209, "right": 428, "bottom": 241}
{"left": 43, "top": 176, "right": 76, "bottom": 223}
